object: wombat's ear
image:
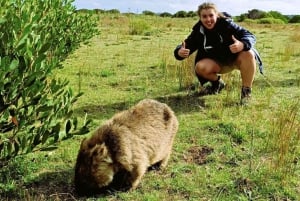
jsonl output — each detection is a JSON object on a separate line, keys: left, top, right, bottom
{"left": 94, "top": 143, "right": 108, "bottom": 156}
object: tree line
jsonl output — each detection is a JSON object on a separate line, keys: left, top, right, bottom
{"left": 79, "top": 8, "right": 300, "bottom": 24}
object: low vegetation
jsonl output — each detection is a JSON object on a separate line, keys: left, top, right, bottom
{"left": 0, "top": 11, "right": 299, "bottom": 201}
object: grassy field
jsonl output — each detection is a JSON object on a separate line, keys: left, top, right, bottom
{"left": 1, "top": 13, "right": 300, "bottom": 201}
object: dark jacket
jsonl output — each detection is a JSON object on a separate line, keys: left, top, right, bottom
{"left": 174, "top": 18, "right": 263, "bottom": 74}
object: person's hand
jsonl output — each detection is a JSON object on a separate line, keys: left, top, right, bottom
{"left": 229, "top": 35, "right": 244, "bottom": 53}
{"left": 178, "top": 41, "right": 190, "bottom": 58}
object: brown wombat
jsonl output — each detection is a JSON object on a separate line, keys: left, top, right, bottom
{"left": 74, "top": 99, "right": 178, "bottom": 195}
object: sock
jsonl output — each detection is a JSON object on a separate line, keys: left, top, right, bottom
{"left": 211, "top": 76, "right": 221, "bottom": 87}
{"left": 196, "top": 74, "right": 209, "bottom": 86}
{"left": 241, "top": 86, "right": 252, "bottom": 97}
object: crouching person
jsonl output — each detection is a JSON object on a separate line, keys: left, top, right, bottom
{"left": 174, "top": 2, "right": 263, "bottom": 105}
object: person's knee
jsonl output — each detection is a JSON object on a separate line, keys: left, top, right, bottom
{"left": 238, "top": 50, "right": 255, "bottom": 61}
{"left": 195, "top": 59, "right": 220, "bottom": 75}
{"left": 195, "top": 61, "right": 206, "bottom": 75}
{"left": 235, "top": 50, "right": 256, "bottom": 68}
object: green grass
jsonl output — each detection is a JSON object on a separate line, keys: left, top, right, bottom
{"left": 1, "top": 13, "right": 299, "bottom": 200}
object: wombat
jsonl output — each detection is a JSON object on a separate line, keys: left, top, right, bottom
{"left": 74, "top": 99, "right": 178, "bottom": 195}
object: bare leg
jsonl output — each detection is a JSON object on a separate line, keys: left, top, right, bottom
{"left": 195, "top": 58, "right": 221, "bottom": 81}
{"left": 235, "top": 50, "right": 256, "bottom": 104}
{"left": 194, "top": 58, "right": 225, "bottom": 94}
{"left": 235, "top": 50, "right": 256, "bottom": 87}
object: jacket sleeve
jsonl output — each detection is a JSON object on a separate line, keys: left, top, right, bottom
{"left": 174, "top": 22, "right": 202, "bottom": 60}
{"left": 174, "top": 44, "right": 184, "bottom": 60}
{"left": 225, "top": 19, "right": 264, "bottom": 74}
{"left": 228, "top": 20, "right": 256, "bottom": 51}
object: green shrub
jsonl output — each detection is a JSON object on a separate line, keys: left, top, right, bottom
{"left": 106, "top": 9, "right": 121, "bottom": 14}
{"left": 173, "top": 10, "right": 188, "bottom": 18}
{"left": 142, "top": 10, "right": 156, "bottom": 16}
{"left": 160, "top": 12, "right": 173, "bottom": 17}
{"left": 258, "top": 18, "right": 286, "bottom": 24}
{"left": 0, "top": 0, "right": 98, "bottom": 160}
{"left": 129, "top": 19, "right": 151, "bottom": 35}
{"left": 243, "top": 19, "right": 258, "bottom": 24}
{"left": 268, "top": 11, "right": 289, "bottom": 23}
{"left": 186, "top": 11, "right": 197, "bottom": 18}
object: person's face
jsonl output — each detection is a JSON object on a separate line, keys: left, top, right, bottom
{"left": 200, "top": 8, "right": 218, "bottom": 30}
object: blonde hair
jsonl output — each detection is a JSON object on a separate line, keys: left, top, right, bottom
{"left": 197, "top": 2, "right": 225, "bottom": 18}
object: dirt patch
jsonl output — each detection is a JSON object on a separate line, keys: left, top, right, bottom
{"left": 235, "top": 177, "right": 254, "bottom": 194}
{"left": 184, "top": 145, "right": 214, "bottom": 165}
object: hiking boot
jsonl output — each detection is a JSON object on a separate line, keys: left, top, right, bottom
{"left": 240, "top": 86, "right": 252, "bottom": 105}
{"left": 197, "top": 79, "right": 225, "bottom": 96}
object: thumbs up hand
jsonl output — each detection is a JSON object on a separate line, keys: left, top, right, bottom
{"left": 178, "top": 41, "right": 190, "bottom": 58}
{"left": 182, "top": 41, "right": 186, "bottom": 49}
{"left": 232, "top": 35, "right": 239, "bottom": 42}
{"left": 229, "top": 35, "right": 244, "bottom": 53}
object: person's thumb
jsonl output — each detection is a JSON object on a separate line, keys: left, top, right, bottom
{"left": 182, "top": 41, "right": 186, "bottom": 49}
{"left": 232, "top": 35, "right": 238, "bottom": 42}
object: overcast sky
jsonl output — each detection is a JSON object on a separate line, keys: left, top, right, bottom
{"left": 73, "top": 0, "right": 299, "bottom": 16}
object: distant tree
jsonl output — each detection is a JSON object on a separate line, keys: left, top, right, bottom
{"left": 106, "top": 9, "right": 120, "bottom": 14}
{"left": 186, "top": 11, "right": 197, "bottom": 17}
{"left": 123, "top": 12, "right": 136, "bottom": 16}
{"left": 222, "top": 9, "right": 291, "bottom": 23}
{"left": 94, "top": 9, "right": 105, "bottom": 14}
{"left": 173, "top": 10, "right": 188, "bottom": 18}
{"left": 142, "top": 10, "right": 156, "bottom": 16}
{"left": 159, "top": 12, "right": 172, "bottom": 17}
{"left": 76, "top": 8, "right": 90, "bottom": 13}
{"left": 289, "top": 15, "right": 300, "bottom": 23}
{"left": 235, "top": 13, "right": 248, "bottom": 22}
{"left": 247, "top": 9, "right": 267, "bottom": 19}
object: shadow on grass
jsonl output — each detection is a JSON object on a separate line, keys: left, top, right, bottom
{"left": 73, "top": 93, "right": 206, "bottom": 121}
{"left": 0, "top": 168, "right": 78, "bottom": 200}
{"left": 0, "top": 161, "right": 165, "bottom": 200}
{"left": 2, "top": 168, "right": 171, "bottom": 200}
{"left": 255, "top": 75, "right": 300, "bottom": 89}
{"left": 156, "top": 94, "right": 206, "bottom": 114}
{"left": 0, "top": 168, "right": 120, "bottom": 200}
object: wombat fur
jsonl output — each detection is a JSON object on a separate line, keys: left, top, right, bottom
{"left": 74, "top": 99, "right": 178, "bottom": 195}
